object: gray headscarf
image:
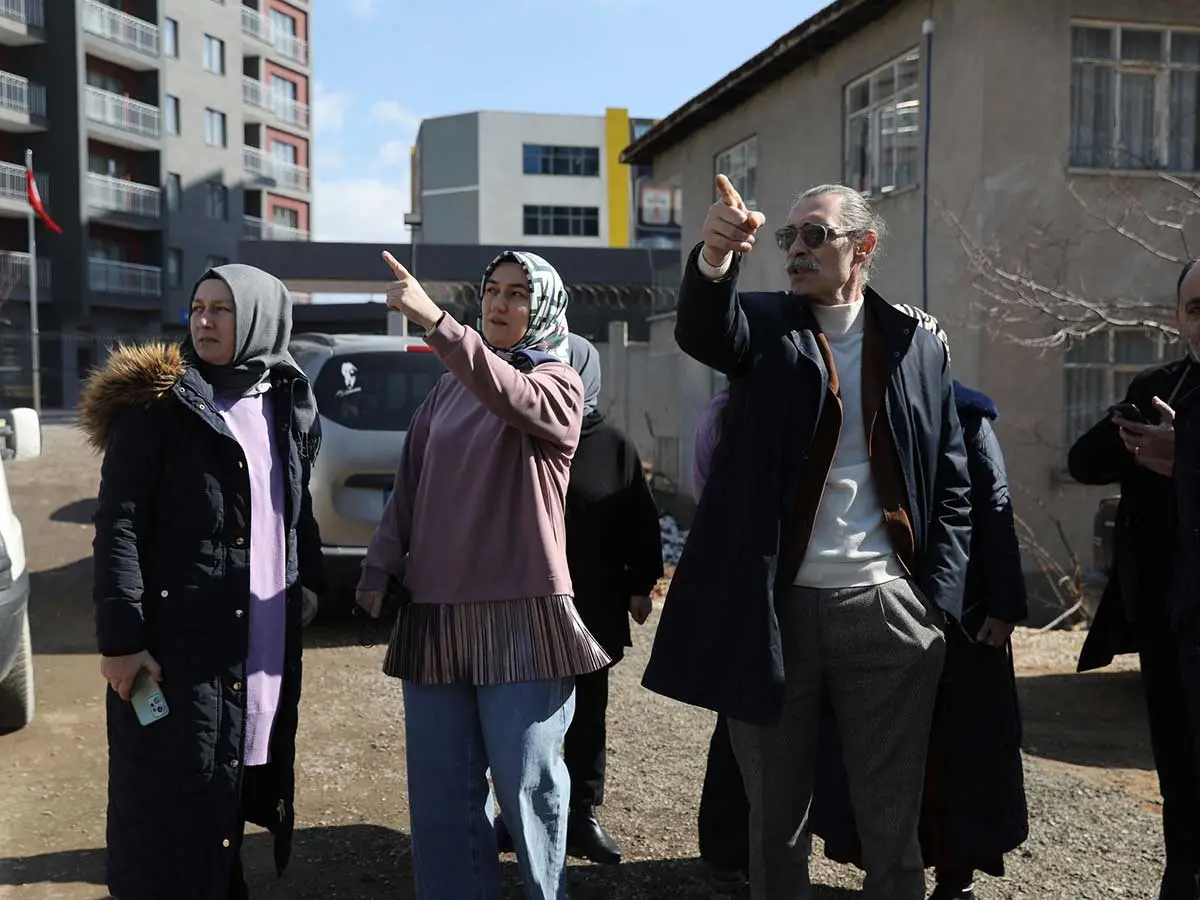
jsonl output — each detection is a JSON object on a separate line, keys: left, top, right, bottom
{"left": 182, "top": 263, "right": 319, "bottom": 456}
{"left": 478, "top": 250, "right": 571, "bottom": 365}
{"left": 567, "top": 333, "right": 602, "bottom": 416}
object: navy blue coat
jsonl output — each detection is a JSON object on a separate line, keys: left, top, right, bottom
{"left": 642, "top": 244, "right": 972, "bottom": 726}
{"left": 82, "top": 342, "right": 325, "bottom": 900}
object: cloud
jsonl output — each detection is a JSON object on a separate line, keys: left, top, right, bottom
{"left": 378, "top": 140, "right": 411, "bottom": 167}
{"left": 370, "top": 100, "right": 421, "bottom": 133}
{"left": 349, "top": 0, "right": 375, "bottom": 16}
{"left": 312, "top": 143, "right": 346, "bottom": 175}
{"left": 313, "top": 83, "right": 353, "bottom": 134}
{"left": 312, "top": 176, "right": 412, "bottom": 244}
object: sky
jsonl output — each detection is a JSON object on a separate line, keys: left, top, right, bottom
{"left": 310, "top": 0, "right": 826, "bottom": 249}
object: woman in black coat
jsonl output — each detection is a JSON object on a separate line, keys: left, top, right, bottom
{"left": 812, "top": 377, "right": 1029, "bottom": 900}
{"left": 81, "top": 264, "right": 325, "bottom": 900}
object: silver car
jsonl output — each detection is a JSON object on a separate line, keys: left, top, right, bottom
{"left": 289, "top": 333, "right": 444, "bottom": 600}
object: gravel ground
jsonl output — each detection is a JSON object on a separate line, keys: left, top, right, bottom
{"left": 0, "top": 424, "right": 1167, "bottom": 899}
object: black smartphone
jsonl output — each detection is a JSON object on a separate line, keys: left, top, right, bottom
{"left": 1108, "top": 401, "right": 1148, "bottom": 424}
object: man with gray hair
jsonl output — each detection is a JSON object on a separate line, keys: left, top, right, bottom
{"left": 642, "top": 176, "right": 972, "bottom": 900}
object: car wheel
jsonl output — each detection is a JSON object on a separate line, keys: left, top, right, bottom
{"left": 0, "top": 610, "right": 34, "bottom": 733}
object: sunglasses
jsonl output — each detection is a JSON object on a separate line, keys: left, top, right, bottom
{"left": 774, "top": 223, "right": 856, "bottom": 252}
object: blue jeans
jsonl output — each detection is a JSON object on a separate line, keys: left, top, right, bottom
{"left": 402, "top": 677, "right": 575, "bottom": 900}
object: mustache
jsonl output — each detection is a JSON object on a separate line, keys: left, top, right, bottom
{"left": 787, "top": 257, "right": 820, "bottom": 274}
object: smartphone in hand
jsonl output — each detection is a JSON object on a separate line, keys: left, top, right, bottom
{"left": 130, "top": 669, "right": 169, "bottom": 726}
{"left": 1108, "top": 401, "right": 1148, "bottom": 425}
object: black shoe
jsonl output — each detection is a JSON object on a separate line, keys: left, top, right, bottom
{"left": 566, "top": 807, "right": 622, "bottom": 864}
{"left": 929, "top": 884, "right": 975, "bottom": 900}
{"left": 493, "top": 814, "right": 514, "bottom": 853}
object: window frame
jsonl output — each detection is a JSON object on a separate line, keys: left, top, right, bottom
{"left": 203, "top": 34, "right": 226, "bottom": 75}
{"left": 1062, "top": 326, "right": 1173, "bottom": 445}
{"left": 205, "top": 180, "right": 228, "bottom": 221}
{"left": 165, "top": 95, "right": 181, "bottom": 136}
{"left": 713, "top": 135, "right": 759, "bottom": 209}
{"left": 843, "top": 48, "right": 923, "bottom": 197}
{"left": 167, "top": 247, "right": 184, "bottom": 289}
{"left": 165, "top": 172, "right": 182, "bottom": 212}
{"left": 521, "top": 204, "right": 601, "bottom": 238}
{"left": 521, "top": 144, "right": 601, "bottom": 178}
{"left": 204, "top": 108, "right": 227, "bottom": 148}
{"left": 163, "top": 18, "right": 178, "bottom": 58}
{"left": 1069, "top": 20, "right": 1200, "bottom": 172}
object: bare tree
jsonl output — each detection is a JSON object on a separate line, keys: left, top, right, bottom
{"left": 943, "top": 171, "right": 1200, "bottom": 349}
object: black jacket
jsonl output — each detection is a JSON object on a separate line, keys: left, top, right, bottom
{"left": 82, "top": 342, "right": 325, "bottom": 900}
{"left": 565, "top": 411, "right": 664, "bottom": 660}
{"left": 641, "top": 245, "right": 972, "bottom": 726}
{"left": 1169, "top": 364, "right": 1200, "bottom": 633}
{"left": 1069, "top": 358, "right": 1197, "bottom": 671}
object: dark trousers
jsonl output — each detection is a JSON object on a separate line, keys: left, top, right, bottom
{"left": 698, "top": 713, "right": 750, "bottom": 872}
{"left": 1163, "top": 622, "right": 1200, "bottom": 899}
{"left": 563, "top": 665, "right": 611, "bottom": 808}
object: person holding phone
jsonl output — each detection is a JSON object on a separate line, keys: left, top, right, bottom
{"left": 357, "top": 250, "right": 609, "bottom": 900}
{"left": 82, "top": 264, "right": 325, "bottom": 900}
{"left": 1069, "top": 257, "right": 1200, "bottom": 900}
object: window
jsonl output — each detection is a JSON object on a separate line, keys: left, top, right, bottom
{"left": 1063, "top": 327, "right": 1171, "bottom": 443}
{"left": 522, "top": 205, "right": 600, "bottom": 237}
{"left": 312, "top": 351, "right": 445, "bottom": 433}
{"left": 522, "top": 145, "right": 600, "bottom": 177}
{"left": 271, "top": 140, "right": 298, "bottom": 165}
{"left": 270, "top": 9, "right": 297, "bottom": 37}
{"left": 205, "top": 181, "right": 228, "bottom": 220}
{"left": 205, "top": 255, "right": 229, "bottom": 269}
{"left": 1070, "top": 24, "right": 1200, "bottom": 172}
{"left": 204, "top": 108, "right": 227, "bottom": 147}
{"left": 270, "top": 75, "right": 298, "bottom": 102}
{"left": 203, "top": 35, "right": 225, "bottom": 74}
{"left": 163, "top": 18, "right": 178, "bottom": 58}
{"left": 86, "top": 70, "right": 123, "bottom": 95}
{"left": 272, "top": 206, "right": 300, "bottom": 229}
{"left": 167, "top": 248, "right": 184, "bottom": 289}
{"left": 845, "top": 50, "right": 921, "bottom": 196}
{"left": 165, "top": 95, "right": 180, "bottom": 135}
{"left": 165, "top": 173, "right": 181, "bottom": 211}
{"left": 714, "top": 136, "right": 759, "bottom": 208}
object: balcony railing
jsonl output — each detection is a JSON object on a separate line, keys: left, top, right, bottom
{"left": 0, "top": 70, "right": 45, "bottom": 119}
{"left": 87, "top": 172, "right": 161, "bottom": 219}
{"left": 1, "top": 0, "right": 45, "bottom": 29}
{"left": 85, "top": 86, "right": 160, "bottom": 140}
{"left": 243, "top": 146, "right": 310, "bottom": 193}
{"left": 82, "top": 0, "right": 159, "bottom": 59}
{"left": 88, "top": 258, "right": 161, "bottom": 297}
{"left": 241, "top": 6, "right": 308, "bottom": 65}
{"left": 0, "top": 160, "right": 47, "bottom": 207}
{"left": 243, "top": 215, "right": 309, "bottom": 241}
{"left": 0, "top": 250, "right": 49, "bottom": 298}
{"left": 241, "top": 77, "right": 310, "bottom": 130}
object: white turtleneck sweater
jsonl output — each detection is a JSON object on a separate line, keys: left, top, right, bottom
{"left": 795, "top": 300, "right": 905, "bottom": 588}
{"left": 694, "top": 251, "right": 904, "bottom": 588}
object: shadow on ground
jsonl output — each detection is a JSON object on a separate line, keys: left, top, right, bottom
{"left": 0, "top": 823, "right": 858, "bottom": 899}
{"left": 50, "top": 499, "right": 98, "bottom": 526}
{"left": 1016, "top": 668, "right": 1152, "bottom": 771}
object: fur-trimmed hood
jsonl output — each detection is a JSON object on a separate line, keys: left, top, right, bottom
{"left": 78, "top": 342, "right": 187, "bottom": 452}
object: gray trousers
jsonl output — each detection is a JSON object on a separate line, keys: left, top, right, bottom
{"left": 729, "top": 579, "right": 946, "bottom": 900}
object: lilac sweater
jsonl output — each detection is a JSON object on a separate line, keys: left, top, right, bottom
{"left": 693, "top": 391, "right": 729, "bottom": 499}
{"left": 360, "top": 315, "right": 585, "bottom": 604}
{"left": 213, "top": 389, "right": 286, "bottom": 767}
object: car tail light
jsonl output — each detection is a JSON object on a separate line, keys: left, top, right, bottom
{"left": 405, "top": 345, "right": 433, "bottom": 352}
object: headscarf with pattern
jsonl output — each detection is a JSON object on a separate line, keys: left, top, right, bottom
{"left": 478, "top": 250, "right": 571, "bottom": 365}
{"left": 892, "top": 303, "right": 950, "bottom": 361}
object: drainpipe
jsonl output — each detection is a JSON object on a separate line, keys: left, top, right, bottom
{"left": 920, "top": 15, "right": 935, "bottom": 312}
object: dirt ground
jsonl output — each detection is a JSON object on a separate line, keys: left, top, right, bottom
{"left": 0, "top": 423, "right": 1169, "bottom": 898}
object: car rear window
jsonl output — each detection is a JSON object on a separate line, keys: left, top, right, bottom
{"left": 313, "top": 351, "right": 444, "bottom": 432}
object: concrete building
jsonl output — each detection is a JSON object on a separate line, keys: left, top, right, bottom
{"left": 620, "top": 0, "right": 1200, "bottom": 603}
{"left": 0, "top": 0, "right": 312, "bottom": 405}
{"left": 410, "top": 109, "right": 682, "bottom": 252}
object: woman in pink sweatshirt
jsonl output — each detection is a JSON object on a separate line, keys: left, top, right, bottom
{"left": 357, "top": 249, "right": 609, "bottom": 900}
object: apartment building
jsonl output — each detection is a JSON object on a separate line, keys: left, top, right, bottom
{"left": 0, "top": 0, "right": 312, "bottom": 405}
{"left": 410, "top": 108, "right": 682, "bottom": 251}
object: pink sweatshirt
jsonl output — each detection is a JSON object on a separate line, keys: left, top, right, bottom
{"left": 359, "top": 315, "right": 585, "bottom": 604}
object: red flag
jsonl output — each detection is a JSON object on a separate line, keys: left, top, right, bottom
{"left": 26, "top": 169, "right": 61, "bottom": 234}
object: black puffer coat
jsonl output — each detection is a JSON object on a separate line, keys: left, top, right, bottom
{"left": 82, "top": 342, "right": 325, "bottom": 900}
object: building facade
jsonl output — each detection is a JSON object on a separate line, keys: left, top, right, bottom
{"left": 0, "top": 0, "right": 312, "bottom": 406}
{"left": 410, "top": 108, "right": 682, "bottom": 252}
{"left": 620, "top": 0, "right": 1200, "bottom": 601}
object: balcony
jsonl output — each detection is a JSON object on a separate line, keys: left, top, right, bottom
{"left": 0, "top": 70, "right": 46, "bottom": 132}
{"left": 89, "top": 258, "right": 161, "bottom": 299}
{"left": 0, "top": 250, "right": 49, "bottom": 303}
{"left": 243, "top": 215, "right": 309, "bottom": 242}
{"left": 243, "top": 146, "right": 310, "bottom": 194}
{"left": 85, "top": 86, "right": 161, "bottom": 150}
{"left": 241, "top": 7, "right": 308, "bottom": 67}
{"left": 82, "top": 0, "right": 160, "bottom": 70}
{"left": 0, "top": 0, "right": 46, "bottom": 46}
{"left": 87, "top": 172, "right": 162, "bottom": 228}
{"left": 242, "top": 77, "right": 310, "bottom": 131}
{"left": 0, "top": 160, "right": 48, "bottom": 219}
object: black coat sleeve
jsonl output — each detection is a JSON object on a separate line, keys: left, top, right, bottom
{"left": 92, "top": 404, "right": 163, "bottom": 657}
{"left": 673, "top": 242, "right": 753, "bottom": 377}
{"left": 919, "top": 343, "right": 973, "bottom": 617}
{"left": 968, "top": 418, "right": 1029, "bottom": 623}
{"left": 297, "top": 454, "right": 326, "bottom": 595}
{"left": 618, "top": 436, "right": 665, "bottom": 598}
{"left": 1066, "top": 390, "right": 1135, "bottom": 486}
